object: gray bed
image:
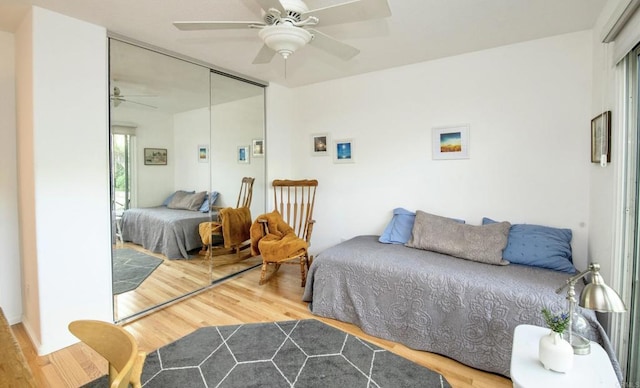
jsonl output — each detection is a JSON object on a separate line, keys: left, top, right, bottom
{"left": 302, "top": 235, "right": 620, "bottom": 378}
{"left": 121, "top": 206, "right": 213, "bottom": 259}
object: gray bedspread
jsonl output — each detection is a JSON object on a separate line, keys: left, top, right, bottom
{"left": 121, "top": 206, "right": 212, "bottom": 259}
{"left": 302, "top": 235, "right": 621, "bottom": 378}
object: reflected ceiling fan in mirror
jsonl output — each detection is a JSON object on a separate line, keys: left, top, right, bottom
{"left": 110, "top": 86, "right": 157, "bottom": 109}
{"left": 173, "top": 0, "right": 391, "bottom": 64}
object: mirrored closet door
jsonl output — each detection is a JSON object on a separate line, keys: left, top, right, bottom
{"left": 109, "top": 38, "right": 266, "bottom": 322}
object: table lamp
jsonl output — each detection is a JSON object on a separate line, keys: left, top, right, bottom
{"left": 556, "top": 263, "right": 626, "bottom": 354}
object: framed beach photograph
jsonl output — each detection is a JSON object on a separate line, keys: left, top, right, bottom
{"left": 252, "top": 138, "right": 264, "bottom": 157}
{"left": 333, "top": 139, "right": 355, "bottom": 164}
{"left": 198, "top": 145, "right": 209, "bottom": 163}
{"left": 591, "top": 111, "right": 611, "bottom": 164}
{"left": 311, "top": 133, "right": 330, "bottom": 156}
{"left": 144, "top": 148, "right": 167, "bottom": 165}
{"left": 237, "top": 145, "right": 250, "bottom": 164}
{"left": 432, "top": 125, "right": 470, "bottom": 160}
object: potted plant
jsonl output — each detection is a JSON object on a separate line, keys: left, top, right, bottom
{"left": 538, "top": 308, "right": 574, "bottom": 372}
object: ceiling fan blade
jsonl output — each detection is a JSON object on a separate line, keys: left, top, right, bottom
{"left": 252, "top": 44, "right": 276, "bottom": 64}
{"left": 120, "top": 94, "right": 158, "bottom": 98}
{"left": 120, "top": 99, "right": 157, "bottom": 109}
{"left": 254, "top": 0, "right": 285, "bottom": 14}
{"left": 303, "top": 0, "right": 391, "bottom": 27}
{"left": 307, "top": 29, "right": 360, "bottom": 60}
{"left": 173, "top": 21, "right": 264, "bottom": 31}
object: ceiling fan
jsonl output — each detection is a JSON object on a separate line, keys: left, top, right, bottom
{"left": 173, "top": 0, "right": 391, "bottom": 64}
{"left": 110, "top": 87, "right": 157, "bottom": 109}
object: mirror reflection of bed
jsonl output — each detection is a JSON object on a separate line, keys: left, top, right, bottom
{"left": 109, "top": 38, "right": 266, "bottom": 322}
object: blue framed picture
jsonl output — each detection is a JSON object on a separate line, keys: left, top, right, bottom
{"left": 333, "top": 139, "right": 354, "bottom": 164}
{"left": 237, "top": 145, "right": 250, "bottom": 164}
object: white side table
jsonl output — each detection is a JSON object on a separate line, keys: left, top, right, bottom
{"left": 511, "top": 324, "right": 619, "bottom": 388}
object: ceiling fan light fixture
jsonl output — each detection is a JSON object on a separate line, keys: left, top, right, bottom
{"left": 258, "top": 24, "right": 312, "bottom": 59}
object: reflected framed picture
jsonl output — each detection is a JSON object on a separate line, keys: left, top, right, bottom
{"left": 591, "top": 111, "right": 611, "bottom": 164}
{"left": 238, "top": 145, "right": 250, "bottom": 164}
{"left": 252, "top": 138, "right": 264, "bottom": 157}
{"left": 198, "top": 145, "right": 209, "bottom": 163}
{"left": 311, "top": 133, "right": 330, "bottom": 156}
{"left": 432, "top": 125, "right": 470, "bottom": 160}
{"left": 144, "top": 148, "right": 167, "bottom": 165}
{"left": 333, "top": 138, "right": 354, "bottom": 164}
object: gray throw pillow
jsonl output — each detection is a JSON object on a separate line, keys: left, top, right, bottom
{"left": 406, "top": 210, "right": 511, "bottom": 265}
{"left": 168, "top": 191, "right": 207, "bottom": 211}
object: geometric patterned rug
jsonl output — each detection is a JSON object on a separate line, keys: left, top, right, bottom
{"left": 146, "top": 319, "right": 450, "bottom": 387}
{"left": 112, "top": 248, "right": 162, "bottom": 295}
{"left": 83, "top": 319, "right": 451, "bottom": 387}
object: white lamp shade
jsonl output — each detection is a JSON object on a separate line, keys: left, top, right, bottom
{"left": 259, "top": 25, "right": 312, "bottom": 59}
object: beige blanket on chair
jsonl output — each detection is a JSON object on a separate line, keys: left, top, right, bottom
{"left": 250, "top": 210, "right": 308, "bottom": 262}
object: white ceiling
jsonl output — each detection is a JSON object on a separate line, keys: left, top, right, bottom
{"left": 0, "top": 0, "right": 607, "bottom": 88}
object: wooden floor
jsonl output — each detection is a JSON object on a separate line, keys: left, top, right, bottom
{"left": 114, "top": 243, "right": 262, "bottom": 320}
{"left": 13, "top": 264, "right": 512, "bottom": 388}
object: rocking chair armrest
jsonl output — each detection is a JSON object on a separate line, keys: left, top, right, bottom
{"left": 257, "top": 218, "right": 269, "bottom": 234}
{"left": 305, "top": 219, "right": 316, "bottom": 244}
{"left": 210, "top": 205, "right": 225, "bottom": 221}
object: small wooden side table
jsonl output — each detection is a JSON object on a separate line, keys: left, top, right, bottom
{"left": 511, "top": 324, "right": 619, "bottom": 388}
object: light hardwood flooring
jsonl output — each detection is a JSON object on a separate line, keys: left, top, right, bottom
{"left": 14, "top": 263, "right": 512, "bottom": 388}
{"left": 114, "top": 243, "right": 262, "bottom": 320}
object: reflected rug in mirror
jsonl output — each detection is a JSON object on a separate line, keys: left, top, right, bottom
{"left": 112, "top": 248, "right": 163, "bottom": 295}
{"left": 83, "top": 319, "right": 451, "bottom": 387}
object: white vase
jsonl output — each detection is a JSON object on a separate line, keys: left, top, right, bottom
{"left": 538, "top": 330, "right": 574, "bottom": 373}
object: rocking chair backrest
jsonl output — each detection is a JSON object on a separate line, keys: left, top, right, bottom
{"left": 236, "top": 177, "right": 255, "bottom": 209}
{"left": 272, "top": 179, "right": 318, "bottom": 243}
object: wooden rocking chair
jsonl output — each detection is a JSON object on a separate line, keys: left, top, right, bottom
{"left": 199, "top": 177, "right": 255, "bottom": 258}
{"left": 257, "top": 179, "right": 318, "bottom": 287}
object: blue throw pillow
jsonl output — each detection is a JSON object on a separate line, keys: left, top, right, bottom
{"left": 379, "top": 208, "right": 416, "bottom": 244}
{"left": 482, "top": 217, "right": 576, "bottom": 273}
{"left": 199, "top": 191, "right": 220, "bottom": 212}
{"left": 379, "top": 208, "right": 465, "bottom": 245}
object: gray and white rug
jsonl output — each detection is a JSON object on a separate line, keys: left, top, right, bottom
{"left": 85, "top": 319, "right": 450, "bottom": 387}
{"left": 112, "top": 248, "right": 163, "bottom": 295}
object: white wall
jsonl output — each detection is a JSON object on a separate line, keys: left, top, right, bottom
{"left": 174, "top": 106, "right": 210, "bottom": 194}
{"left": 0, "top": 31, "right": 23, "bottom": 324}
{"left": 15, "top": 7, "right": 112, "bottom": 355}
{"left": 270, "top": 31, "right": 594, "bottom": 271}
{"left": 135, "top": 111, "right": 174, "bottom": 207}
{"left": 211, "top": 95, "right": 266, "bottom": 217}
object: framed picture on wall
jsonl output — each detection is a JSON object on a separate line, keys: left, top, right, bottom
{"left": 333, "top": 139, "right": 355, "bottom": 163}
{"left": 252, "top": 138, "right": 264, "bottom": 157}
{"left": 144, "top": 148, "right": 167, "bottom": 165}
{"left": 591, "top": 111, "right": 611, "bottom": 164}
{"left": 198, "top": 145, "right": 209, "bottom": 163}
{"left": 432, "top": 125, "right": 470, "bottom": 160}
{"left": 311, "top": 133, "right": 330, "bottom": 156}
{"left": 238, "top": 145, "right": 250, "bottom": 164}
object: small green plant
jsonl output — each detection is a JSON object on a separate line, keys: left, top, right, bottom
{"left": 541, "top": 308, "right": 570, "bottom": 334}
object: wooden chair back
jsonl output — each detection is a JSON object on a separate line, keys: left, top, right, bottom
{"left": 236, "top": 177, "right": 255, "bottom": 208}
{"left": 272, "top": 179, "right": 318, "bottom": 244}
{"left": 69, "top": 320, "right": 143, "bottom": 388}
